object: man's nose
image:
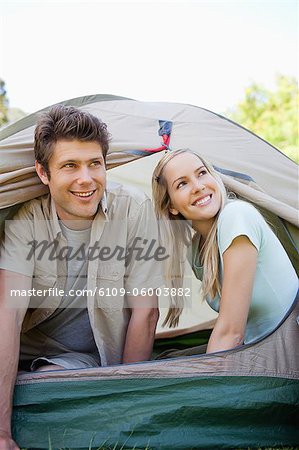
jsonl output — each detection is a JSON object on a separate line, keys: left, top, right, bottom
{"left": 77, "top": 167, "right": 92, "bottom": 184}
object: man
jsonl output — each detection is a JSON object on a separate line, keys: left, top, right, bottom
{"left": 0, "top": 105, "right": 163, "bottom": 449}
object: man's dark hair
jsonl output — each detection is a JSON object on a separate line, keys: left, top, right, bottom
{"left": 34, "top": 104, "right": 110, "bottom": 176}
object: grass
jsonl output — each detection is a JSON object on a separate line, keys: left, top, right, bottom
{"left": 20, "top": 447, "right": 299, "bottom": 450}
{"left": 19, "top": 427, "right": 299, "bottom": 450}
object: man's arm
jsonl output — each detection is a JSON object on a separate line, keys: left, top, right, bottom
{"left": 0, "top": 270, "right": 30, "bottom": 450}
{"left": 122, "top": 293, "right": 159, "bottom": 363}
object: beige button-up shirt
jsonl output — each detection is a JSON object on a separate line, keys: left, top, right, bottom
{"left": 0, "top": 182, "right": 164, "bottom": 365}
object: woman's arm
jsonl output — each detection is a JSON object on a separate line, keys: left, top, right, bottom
{"left": 206, "top": 235, "right": 258, "bottom": 353}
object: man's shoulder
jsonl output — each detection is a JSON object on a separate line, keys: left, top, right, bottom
{"left": 12, "top": 194, "right": 51, "bottom": 220}
{"left": 106, "top": 181, "right": 149, "bottom": 207}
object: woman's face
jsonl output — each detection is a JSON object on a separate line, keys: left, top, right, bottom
{"left": 163, "top": 152, "right": 222, "bottom": 236}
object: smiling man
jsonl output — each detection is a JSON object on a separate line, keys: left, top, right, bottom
{"left": 0, "top": 105, "right": 163, "bottom": 449}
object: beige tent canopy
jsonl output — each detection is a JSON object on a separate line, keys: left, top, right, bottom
{"left": 0, "top": 94, "right": 298, "bottom": 336}
{"left": 0, "top": 95, "right": 298, "bottom": 215}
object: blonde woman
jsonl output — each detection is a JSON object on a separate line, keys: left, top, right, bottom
{"left": 152, "top": 149, "right": 298, "bottom": 353}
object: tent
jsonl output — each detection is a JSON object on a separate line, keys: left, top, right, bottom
{"left": 0, "top": 94, "right": 298, "bottom": 449}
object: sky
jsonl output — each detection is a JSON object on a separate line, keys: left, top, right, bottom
{"left": 0, "top": 0, "right": 298, "bottom": 115}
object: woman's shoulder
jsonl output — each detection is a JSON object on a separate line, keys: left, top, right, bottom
{"left": 219, "top": 199, "right": 263, "bottom": 222}
{"left": 217, "top": 200, "right": 267, "bottom": 248}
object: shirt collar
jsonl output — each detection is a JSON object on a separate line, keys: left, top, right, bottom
{"left": 100, "top": 191, "right": 108, "bottom": 218}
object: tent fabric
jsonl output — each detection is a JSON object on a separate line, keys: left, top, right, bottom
{"left": 13, "top": 302, "right": 299, "bottom": 449}
{"left": 0, "top": 94, "right": 298, "bottom": 448}
{"left": 0, "top": 95, "right": 298, "bottom": 220}
{"left": 15, "top": 301, "right": 299, "bottom": 383}
{"left": 12, "top": 377, "right": 299, "bottom": 449}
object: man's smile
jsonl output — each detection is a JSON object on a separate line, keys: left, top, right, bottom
{"left": 71, "top": 190, "right": 96, "bottom": 198}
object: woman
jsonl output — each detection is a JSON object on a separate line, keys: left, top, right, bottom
{"left": 152, "top": 149, "right": 298, "bottom": 353}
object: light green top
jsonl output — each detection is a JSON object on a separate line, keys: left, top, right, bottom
{"left": 193, "top": 200, "right": 298, "bottom": 344}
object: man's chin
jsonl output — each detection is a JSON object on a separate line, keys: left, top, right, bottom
{"left": 67, "top": 206, "right": 98, "bottom": 221}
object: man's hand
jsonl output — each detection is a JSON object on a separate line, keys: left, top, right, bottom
{"left": 0, "top": 431, "right": 20, "bottom": 450}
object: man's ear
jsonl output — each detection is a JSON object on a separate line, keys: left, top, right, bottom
{"left": 35, "top": 161, "right": 50, "bottom": 185}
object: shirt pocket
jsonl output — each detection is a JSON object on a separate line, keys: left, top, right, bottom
{"left": 30, "top": 267, "right": 59, "bottom": 309}
{"left": 96, "top": 262, "right": 126, "bottom": 310}
{"left": 32, "top": 270, "right": 56, "bottom": 288}
{"left": 23, "top": 269, "right": 59, "bottom": 332}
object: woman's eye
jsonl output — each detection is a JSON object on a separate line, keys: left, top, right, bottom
{"left": 177, "top": 181, "right": 186, "bottom": 189}
{"left": 198, "top": 169, "right": 207, "bottom": 176}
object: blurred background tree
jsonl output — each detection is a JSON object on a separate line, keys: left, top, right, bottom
{"left": 227, "top": 75, "right": 298, "bottom": 163}
{"left": 0, "top": 78, "right": 9, "bottom": 126}
{"left": 0, "top": 78, "right": 26, "bottom": 129}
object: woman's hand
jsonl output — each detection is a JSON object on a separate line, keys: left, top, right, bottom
{"left": 207, "top": 235, "right": 258, "bottom": 353}
{"left": 0, "top": 431, "right": 20, "bottom": 450}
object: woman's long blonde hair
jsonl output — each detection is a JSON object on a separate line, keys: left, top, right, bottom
{"left": 152, "top": 149, "right": 228, "bottom": 327}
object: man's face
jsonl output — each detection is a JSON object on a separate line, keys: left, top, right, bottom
{"left": 36, "top": 139, "right": 106, "bottom": 228}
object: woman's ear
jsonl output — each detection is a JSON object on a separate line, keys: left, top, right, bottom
{"left": 169, "top": 206, "right": 179, "bottom": 215}
{"left": 35, "top": 161, "right": 50, "bottom": 186}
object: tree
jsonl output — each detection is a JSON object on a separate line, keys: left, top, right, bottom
{"left": 0, "top": 78, "right": 9, "bottom": 127}
{"left": 227, "top": 75, "right": 298, "bottom": 163}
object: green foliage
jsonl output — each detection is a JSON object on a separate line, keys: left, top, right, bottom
{"left": 227, "top": 75, "right": 299, "bottom": 163}
{"left": 0, "top": 78, "right": 9, "bottom": 127}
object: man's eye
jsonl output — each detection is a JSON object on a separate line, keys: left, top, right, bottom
{"left": 91, "top": 160, "right": 102, "bottom": 167}
{"left": 63, "top": 163, "right": 75, "bottom": 168}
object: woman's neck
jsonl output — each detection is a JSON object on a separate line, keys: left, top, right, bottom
{"left": 192, "top": 218, "right": 215, "bottom": 240}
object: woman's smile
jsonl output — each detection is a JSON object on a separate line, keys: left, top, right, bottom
{"left": 191, "top": 194, "right": 212, "bottom": 207}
